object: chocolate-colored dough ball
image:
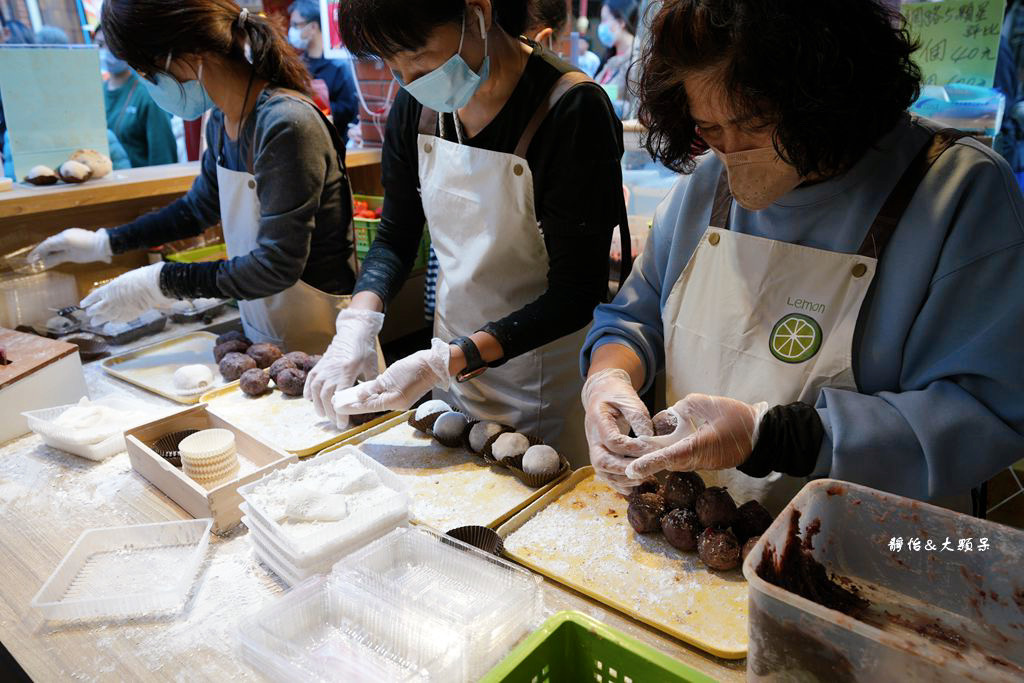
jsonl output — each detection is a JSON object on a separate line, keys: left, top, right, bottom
{"left": 268, "top": 356, "right": 298, "bottom": 381}
{"left": 627, "top": 479, "right": 661, "bottom": 502}
{"left": 246, "top": 343, "right": 283, "bottom": 369}
{"left": 695, "top": 486, "right": 737, "bottom": 529}
{"left": 663, "top": 472, "right": 706, "bottom": 511}
{"left": 741, "top": 535, "right": 761, "bottom": 562}
{"left": 239, "top": 368, "right": 270, "bottom": 396}
{"left": 350, "top": 411, "right": 386, "bottom": 426}
{"left": 733, "top": 500, "right": 774, "bottom": 543}
{"left": 275, "top": 367, "right": 307, "bottom": 396}
{"left": 219, "top": 352, "right": 257, "bottom": 381}
{"left": 652, "top": 409, "right": 679, "bottom": 436}
{"left": 302, "top": 354, "right": 323, "bottom": 372}
{"left": 215, "top": 330, "right": 250, "bottom": 346}
{"left": 627, "top": 492, "right": 666, "bottom": 534}
{"left": 284, "top": 351, "right": 311, "bottom": 371}
{"left": 661, "top": 508, "right": 702, "bottom": 551}
{"left": 214, "top": 339, "right": 250, "bottom": 363}
{"left": 698, "top": 527, "right": 741, "bottom": 571}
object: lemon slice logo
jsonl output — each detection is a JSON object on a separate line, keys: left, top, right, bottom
{"left": 770, "top": 314, "right": 822, "bottom": 364}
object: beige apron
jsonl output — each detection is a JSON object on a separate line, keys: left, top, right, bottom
{"left": 217, "top": 91, "right": 353, "bottom": 353}
{"left": 415, "top": 73, "right": 592, "bottom": 463}
{"left": 661, "top": 130, "right": 965, "bottom": 514}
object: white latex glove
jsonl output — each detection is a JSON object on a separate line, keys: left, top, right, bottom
{"left": 332, "top": 338, "right": 451, "bottom": 416}
{"left": 80, "top": 262, "right": 177, "bottom": 326}
{"left": 304, "top": 308, "right": 385, "bottom": 423}
{"left": 29, "top": 228, "right": 112, "bottom": 268}
{"left": 581, "top": 368, "right": 655, "bottom": 494}
{"left": 625, "top": 394, "right": 770, "bottom": 480}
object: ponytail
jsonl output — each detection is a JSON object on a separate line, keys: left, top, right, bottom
{"left": 238, "top": 13, "right": 310, "bottom": 95}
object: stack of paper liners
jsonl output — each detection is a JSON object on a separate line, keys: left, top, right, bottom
{"left": 178, "top": 429, "right": 239, "bottom": 487}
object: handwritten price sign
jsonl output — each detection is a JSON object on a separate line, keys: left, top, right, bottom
{"left": 902, "top": 0, "right": 1005, "bottom": 87}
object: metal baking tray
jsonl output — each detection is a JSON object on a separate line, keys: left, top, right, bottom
{"left": 101, "top": 331, "right": 223, "bottom": 403}
{"left": 201, "top": 381, "right": 399, "bottom": 457}
{"left": 169, "top": 299, "right": 228, "bottom": 324}
{"left": 83, "top": 314, "right": 168, "bottom": 346}
{"left": 497, "top": 467, "right": 748, "bottom": 660}
{"left": 334, "top": 412, "right": 571, "bottom": 532}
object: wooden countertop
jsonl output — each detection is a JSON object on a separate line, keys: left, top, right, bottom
{"left": 0, "top": 148, "right": 383, "bottom": 220}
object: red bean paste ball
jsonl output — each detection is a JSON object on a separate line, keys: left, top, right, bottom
{"left": 239, "top": 368, "right": 270, "bottom": 396}
{"left": 219, "top": 352, "right": 256, "bottom": 381}
{"left": 661, "top": 508, "right": 702, "bottom": 551}
{"left": 215, "top": 330, "right": 250, "bottom": 346}
{"left": 246, "top": 343, "right": 283, "bottom": 369}
{"left": 663, "top": 472, "right": 706, "bottom": 511}
{"left": 283, "top": 351, "right": 311, "bottom": 371}
{"left": 627, "top": 492, "right": 666, "bottom": 534}
{"left": 302, "top": 354, "right": 323, "bottom": 372}
{"left": 695, "top": 486, "right": 737, "bottom": 529}
{"left": 350, "top": 411, "right": 387, "bottom": 426}
{"left": 275, "top": 367, "right": 307, "bottom": 396}
{"left": 733, "top": 500, "right": 774, "bottom": 543}
{"left": 698, "top": 527, "right": 742, "bottom": 571}
{"left": 628, "top": 479, "right": 661, "bottom": 501}
{"left": 741, "top": 536, "right": 761, "bottom": 562}
{"left": 214, "top": 339, "right": 250, "bottom": 363}
{"left": 652, "top": 409, "right": 679, "bottom": 436}
{"left": 268, "top": 356, "right": 298, "bottom": 381}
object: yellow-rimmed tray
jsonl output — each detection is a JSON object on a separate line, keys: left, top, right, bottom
{"left": 332, "top": 412, "right": 571, "bottom": 532}
{"left": 497, "top": 467, "right": 748, "bottom": 660}
{"left": 199, "top": 381, "right": 398, "bottom": 457}
{"left": 101, "top": 331, "right": 225, "bottom": 404}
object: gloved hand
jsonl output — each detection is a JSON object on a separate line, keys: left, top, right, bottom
{"left": 80, "top": 262, "right": 177, "bottom": 326}
{"left": 624, "top": 394, "right": 770, "bottom": 480}
{"left": 332, "top": 338, "right": 450, "bottom": 416}
{"left": 581, "top": 368, "right": 654, "bottom": 494}
{"left": 29, "top": 228, "right": 112, "bottom": 268}
{"left": 304, "top": 308, "right": 385, "bottom": 424}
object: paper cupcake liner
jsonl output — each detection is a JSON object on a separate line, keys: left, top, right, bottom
{"left": 407, "top": 410, "right": 445, "bottom": 433}
{"left": 187, "top": 462, "right": 240, "bottom": 487}
{"left": 152, "top": 429, "right": 199, "bottom": 468}
{"left": 173, "top": 383, "right": 214, "bottom": 397}
{"left": 443, "top": 525, "right": 504, "bottom": 557}
{"left": 466, "top": 421, "right": 514, "bottom": 457}
{"left": 178, "top": 429, "right": 236, "bottom": 461}
{"left": 183, "top": 453, "right": 239, "bottom": 477}
{"left": 503, "top": 453, "right": 571, "bottom": 489}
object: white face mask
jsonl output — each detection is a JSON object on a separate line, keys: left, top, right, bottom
{"left": 289, "top": 25, "right": 310, "bottom": 51}
{"left": 710, "top": 145, "right": 803, "bottom": 211}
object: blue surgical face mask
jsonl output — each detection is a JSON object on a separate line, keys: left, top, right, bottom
{"left": 288, "top": 26, "right": 310, "bottom": 51}
{"left": 393, "top": 8, "right": 490, "bottom": 113}
{"left": 100, "top": 48, "right": 130, "bottom": 76}
{"left": 597, "top": 22, "right": 617, "bottom": 48}
{"left": 141, "top": 54, "right": 215, "bottom": 120}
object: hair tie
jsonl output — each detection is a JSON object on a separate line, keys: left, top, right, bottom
{"left": 237, "top": 8, "right": 249, "bottom": 28}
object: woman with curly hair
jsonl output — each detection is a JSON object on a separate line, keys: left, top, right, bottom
{"left": 581, "top": 0, "right": 1024, "bottom": 513}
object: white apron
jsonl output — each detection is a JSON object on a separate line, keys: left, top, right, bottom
{"left": 217, "top": 91, "right": 353, "bottom": 353}
{"left": 415, "top": 73, "right": 592, "bottom": 463}
{"left": 662, "top": 131, "right": 965, "bottom": 513}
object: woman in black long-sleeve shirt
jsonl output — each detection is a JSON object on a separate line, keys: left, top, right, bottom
{"left": 307, "top": 0, "right": 625, "bottom": 460}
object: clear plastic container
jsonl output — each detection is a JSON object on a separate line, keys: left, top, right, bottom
{"left": 244, "top": 514, "right": 339, "bottom": 586}
{"left": 238, "top": 446, "right": 408, "bottom": 566}
{"left": 239, "top": 573, "right": 463, "bottom": 683}
{"left": 334, "top": 527, "right": 542, "bottom": 679}
{"left": 31, "top": 519, "right": 212, "bottom": 621}
{"left": 22, "top": 396, "right": 165, "bottom": 461}
{"left": 744, "top": 479, "right": 1024, "bottom": 682}
{"left": 0, "top": 270, "right": 78, "bottom": 328}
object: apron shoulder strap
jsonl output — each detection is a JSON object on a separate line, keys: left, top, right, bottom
{"left": 710, "top": 168, "right": 734, "bottom": 229}
{"left": 513, "top": 71, "right": 591, "bottom": 159}
{"left": 857, "top": 128, "right": 968, "bottom": 258}
{"left": 418, "top": 106, "right": 439, "bottom": 137}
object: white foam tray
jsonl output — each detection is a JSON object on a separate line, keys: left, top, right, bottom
{"left": 31, "top": 519, "right": 212, "bottom": 621}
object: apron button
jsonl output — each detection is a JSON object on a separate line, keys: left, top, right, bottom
{"left": 247, "top": 179, "right": 256, "bottom": 189}
{"left": 513, "top": 163, "right": 524, "bottom": 176}
{"left": 852, "top": 263, "right": 867, "bottom": 278}
{"left": 708, "top": 232, "right": 721, "bottom": 246}
{"left": 424, "top": 143, "right": 433, "bottom": 153}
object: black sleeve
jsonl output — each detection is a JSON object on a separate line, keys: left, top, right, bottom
{"left": 483, "top": 84, "right": 624, "bottom": 361}
{"left": 738, "top": 403, "right": 825, "bottom": 478}
{"left": 353, "top": 90, "right": 426, "bottom": 305}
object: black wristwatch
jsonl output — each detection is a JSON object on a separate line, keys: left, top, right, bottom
{"left": 451, "top": 336, "right": 487, "bottom": 383}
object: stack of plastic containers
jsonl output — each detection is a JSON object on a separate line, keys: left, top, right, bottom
{"left": 238, "top": 446, "right": 409, "bottom": 586}
{"left": 239, "top": 527, "right": 542, "bottom": 682}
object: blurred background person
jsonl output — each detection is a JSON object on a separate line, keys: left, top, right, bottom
{"left": 289, "top": 0, "right": 359, "bottom": 132}
{"left": 34, "top": 25, "right": 69, "bottom": 44}
{"left": 595, "top": 0, "right": 638, "bottom": 117}
{"left": 577, "top": 35, "right": 600, "bottom": 78}
{"left": 526, "top": 0, "right": 570, "bottom": 51}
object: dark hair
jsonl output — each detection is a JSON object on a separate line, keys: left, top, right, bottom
{"left": 605, "top": 0, "right": 638, "bottom": 35}
{"left": 638, "top": 0, "right": 921, "bottom": 177}
{"left": 527, "top": 0, "right": 569, "bottom": 37}
{"left": 340, "top": 0, "right": 529, "bottom": 59}
{"left": 289, "top": 0, "right": 321, "bottom": 27}
{"left": 102, "top": 0, "right": 310, "bottom": 95}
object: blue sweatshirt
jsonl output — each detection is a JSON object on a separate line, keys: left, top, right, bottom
{"left": 582, "top": 115, "right": 1024, "bottom": 503}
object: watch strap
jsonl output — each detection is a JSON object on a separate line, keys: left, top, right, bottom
{"left": 451, "top": 336, "right": 486, "bottom": 382}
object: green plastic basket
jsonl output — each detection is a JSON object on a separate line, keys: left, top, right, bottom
{"left": 481, "top": 611, "right": 716, "bottom": 683}
{"left": 352, "top": 193, "right": 431, "bottom": 269}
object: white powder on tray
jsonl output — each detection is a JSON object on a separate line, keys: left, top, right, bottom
{"left": 504, "top": 474, "right": 748, "bottom": 654}
{"left": 205, "top": 388, "right": 340, "bottom": 453}
{"left": 355, "top": 420, "right": 539, "bottom": 531}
